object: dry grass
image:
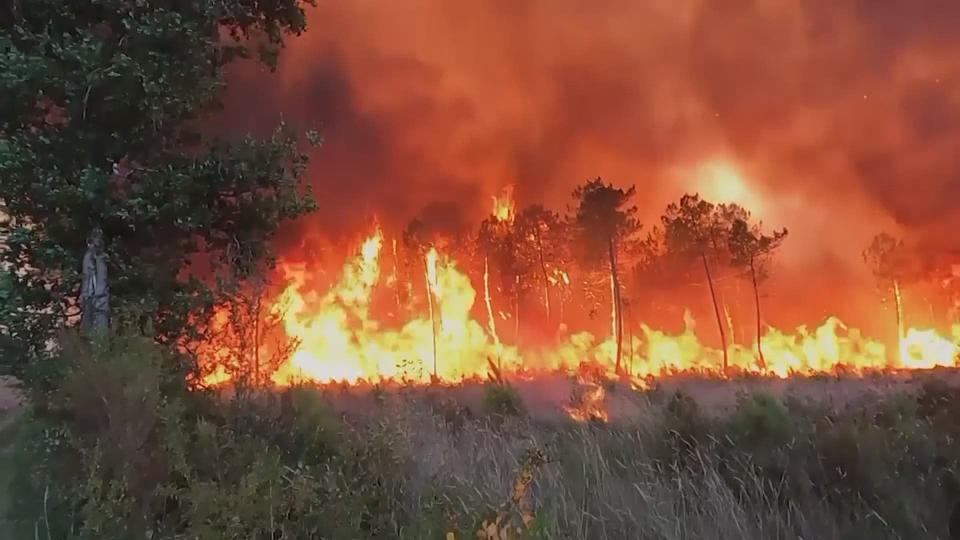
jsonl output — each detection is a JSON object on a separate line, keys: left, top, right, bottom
{"left": 310, "top": 372, "right": 960, "bottom": 539}
{"left": 9, "top": 360, "right": 960, "bottom": 539}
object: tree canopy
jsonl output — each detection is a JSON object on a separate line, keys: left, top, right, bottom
{"left": 0, "top": 0, "right": 318, "bottom": 376}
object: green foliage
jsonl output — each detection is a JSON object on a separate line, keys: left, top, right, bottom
{"left": 10, "top": 349, "right": 960, "bottom": 539}
{"left": 728, "top": 391, "right": 793, "bottom": 446}
{"left": 0, "top": 0, "right": 318, "bottom": 377}
{"left": 282, "top": 385, "right": 343, "bottom": 462}
{"left": 482, "top": 382, "right": 525, "bottom": 417}
{"left": 7, "top": 333, "right": 426, "bottom": 539}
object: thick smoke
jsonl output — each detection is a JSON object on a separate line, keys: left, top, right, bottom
{"left": 217, "top": 0, "right": 960, "bottom": 331}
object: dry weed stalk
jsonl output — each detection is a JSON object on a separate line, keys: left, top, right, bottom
{"left": 447, "top": 447, "right": 550, "bottom": 540}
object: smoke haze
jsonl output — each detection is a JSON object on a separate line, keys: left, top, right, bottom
{"left": 217, "top": 0, "right": 960, "bottom": 332}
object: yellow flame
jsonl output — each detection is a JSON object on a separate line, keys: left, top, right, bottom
{"left": 201, "top": 230, "right": 960, "bottom": 413}
{"left": 483, "top": 256, "right": 501, "bottom": 345}
{"left": 491, "top": 186, "right": 515, "bottom": 222}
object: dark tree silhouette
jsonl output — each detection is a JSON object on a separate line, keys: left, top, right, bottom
{"left": 570, "top": 179, "right": 640, "bottom": 373}
{"left": 864, "top": 233, "right": 920, "bottom": 345}
{"left": 515, "top": 205, "right": 567, "bottom": 322}
{"left": 661, "top": 194, "right": 741, "bottom": 374}
{"left": 728, "top": 218, "right": 788, "bottom": 367}
{"left": 479, "top": 209, "right": 531, "bottom": 343}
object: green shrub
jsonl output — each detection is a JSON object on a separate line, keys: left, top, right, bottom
{"left": 728, "top": 391, "right": 793, "bottom": 447}
{"left": 482, "top": 383, "right": 525, "bottom": 417}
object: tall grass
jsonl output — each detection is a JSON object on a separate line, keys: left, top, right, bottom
{"left": 6, "top": 334, "right": 960, "bottom": 539}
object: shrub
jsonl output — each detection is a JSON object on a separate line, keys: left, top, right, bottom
{"left": 482, "top": 383, "right": 525, "bottom": 417}
{"left": 728, "top": 391, "right": 793, "bottom": 447}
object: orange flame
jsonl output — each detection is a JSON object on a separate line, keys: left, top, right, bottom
{"left": 565, "top": 378, "right": 610, "bottom": 422}
{"left": 491, "top": 186, "right": 515, "bottom": 223}
{"left": 200, "top": 229, "right": 960, "bottom": 421}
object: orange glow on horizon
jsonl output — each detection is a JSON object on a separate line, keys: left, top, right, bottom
{"left": 696, "top": 160, "right": 765, "bottom": 216}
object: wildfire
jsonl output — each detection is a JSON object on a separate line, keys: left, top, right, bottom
{"left": 565, "top": 377, "right": 610, "bottom": 422}
{"left": 200, "top": 229, "right": 960, "bottom": 421}
{"left": 491, "top": 186, "right": 515, "bottom": 223}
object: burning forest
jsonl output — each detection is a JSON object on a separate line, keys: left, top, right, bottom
{"left": 192, "top": 0, "right": 960, "bottom": 402}
{"left": 198, "top": 181, "right": 960, "bottom": 396}
{"left": 9, "top": 1, "right": 960, "bottom": 538}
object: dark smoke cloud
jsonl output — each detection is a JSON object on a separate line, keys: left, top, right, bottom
{"left": 217, "top": 0, "right": 960, "bottom": 328}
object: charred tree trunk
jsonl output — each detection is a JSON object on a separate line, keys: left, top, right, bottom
{"left": 750, "top": 256, "right": 765, "bottom": 368}
{"left": 702, "top": 251, "right": 728, "bottom": 375}
{"left": 80, "top": 227, "right": 109, "bottom": 334}
{"left": 608, "top": 236, "right": 623, "bottom": 374}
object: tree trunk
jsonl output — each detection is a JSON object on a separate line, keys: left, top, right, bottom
{"left": 483, "top": 256, "right": 500, "bottom": 345}
{"left": 893, "top": 278, "right": 905, "bottom": 362}
{"left": 254, "top": 293, "right": 262, "bottom": 384}
{"left": 392, "top": 239, "right": 403, "bottom": 316}
{"left": 424, "top": 262, "right": 438, "bottom": 379}
{"left": 514, "top": 275, "right": 521, "bottom": 345}
{"left": 534, "top": 228, "right": 551, "bottom": 319}
{"left": 750, "top": 256, "right": 765, "bottom": 368}
{"left": 701, "top": 251, "right": 728, "bottom": 375}
{"left": 626, "top": 304, "right": 634, "bottom": 376}
{"left": 80, "top": 226, "right": 109, "bottom": 334}
{"left": 608, "top": 236, "right": 623, "bottom": 374}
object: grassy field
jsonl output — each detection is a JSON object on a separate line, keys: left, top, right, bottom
{"left": 6, "top": 360, "right": 960, "bottom": 539}
{"left": 305, "top": 372, "right": 960, "bottom": 539}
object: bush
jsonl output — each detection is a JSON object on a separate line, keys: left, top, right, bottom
{"left": 482, "top": 383, "right": 525, "bottom": 417}
{"left": 728, "top": 391, "right": 793, "bottom": 447}
{"left": 8, "top": 334, "right": 363, "bottom": 539}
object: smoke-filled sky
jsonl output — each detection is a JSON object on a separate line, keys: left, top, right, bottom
{"left": 218, "top": 0, "right": 960, "bottom": 330}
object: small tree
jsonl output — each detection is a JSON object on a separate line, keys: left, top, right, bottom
{"left": 570, "top": 179, "right": 640, "bottom": 373}
{"left": 728, "top": 218, "right": 788, "bottom": 367}
{"left": 864, "top": 233, "right": 920, "bottom": 345}
{"left": 515, "top": 205, "right": 561, "bottom": 320}
{"left": 193, "top": 241, "right": 300, "bottom": 390}
{"left": 478, "top": 211, "right": 531, "bottom": 343}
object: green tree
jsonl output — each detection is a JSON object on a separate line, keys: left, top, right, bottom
{"left": 0, "top": 0, "right": 318, "bottom": 377}
{"left": 727, "top": 218, "right": 788, "bottom": 367}
{"left": 570, "top": 179, "right": 640, "bottom": 373}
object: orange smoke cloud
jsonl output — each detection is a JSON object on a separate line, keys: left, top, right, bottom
{"left": 216, "top": 0, "right": 960, "bottom": 331}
